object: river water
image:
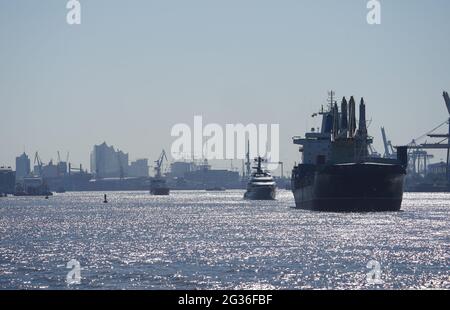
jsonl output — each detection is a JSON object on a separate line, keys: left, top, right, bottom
{"left": 0, "top": 190, "right": 448, "bottom": 289}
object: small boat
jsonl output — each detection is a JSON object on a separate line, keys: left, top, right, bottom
{"left": 150, "top": 150, "right": 170, "bottom": 196}
{"left": 244, "top": 157, "right": 276, "bottom": 200}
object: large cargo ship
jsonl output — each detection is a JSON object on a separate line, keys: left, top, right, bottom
{"left": 291, "top": 93, "right": 408, "bottom": 212}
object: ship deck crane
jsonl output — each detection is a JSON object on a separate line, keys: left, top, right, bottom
{"left": 381, "top": 127, "right": 396, "bottom": 158}
{"left": 368, "top": 143, "right": 381, "bottom": 158}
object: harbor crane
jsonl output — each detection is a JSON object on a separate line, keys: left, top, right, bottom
{"left": 408, "top": 91, "right": 450, "bottom": 183}
{"left": 407, "top": 140, "right": 434, "bottom": 176}
{"left": 34, "top": 152, "right": 43, "bottom": 176}
{"left": 154, "top": 150, "right": 168, "bottom": 178}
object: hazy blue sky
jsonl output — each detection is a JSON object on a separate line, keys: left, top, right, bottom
{"left": 1, "top": 0, "right": 449, "bottom": 173}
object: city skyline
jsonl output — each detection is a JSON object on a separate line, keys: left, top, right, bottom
{"left": 1, "top": 1, "right": 450, "bottom": 170}
{"left": 4, "top": 142, "right": 273, "bottom": 177}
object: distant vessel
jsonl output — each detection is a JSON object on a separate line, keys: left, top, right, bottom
{"left": 291, "top": 92, "right": 408, "bottom": 212}
{"left": 169, "top": 159, "right": 242, "bottom": 190}
{"left": 244, "top": 157, "right": 276, "bottom": 200}
{"left": 150, "top": 150, "right": 170, "bottom": 196}
{"left": 14, "top": 177, "right": 53, "bottom": 197}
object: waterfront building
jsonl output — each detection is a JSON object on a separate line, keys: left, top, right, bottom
{"left": 90, "top": 142, "right": 129, "bottom": 178}
{"left": 129, "top": 159, "right": 149, "bottom": 177}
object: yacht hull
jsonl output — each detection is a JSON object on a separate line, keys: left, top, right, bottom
{"left": 244, "top": 185, "right": 276, "bottom": 200}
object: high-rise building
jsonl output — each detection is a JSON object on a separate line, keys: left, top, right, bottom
{"left": 15, "top": 152, "right": 30, "bottom": 180}
{"left": 129, "top": 159, "right": 149, "bottom": 177}
{"left": 90, "top": 142, "right": 129, "bottom": 178}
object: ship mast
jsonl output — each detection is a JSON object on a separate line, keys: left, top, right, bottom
{"left": 327, "top": 90, "right": 336, "bottom": 111}
{"left": 253, "top": 156, "right": 264, "bottom": 174}
{"left": 245, "top": 140, "right": 251, "bottom": 177}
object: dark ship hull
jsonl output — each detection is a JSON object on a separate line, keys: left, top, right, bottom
{"left": 244, "top": 186, "right": 276, "bottom": 200}
{"left": 150, "top": 187, "right": 170, "bottom": 195}
{"left": 292, "top": 163, "right": 406, "bottom": 212}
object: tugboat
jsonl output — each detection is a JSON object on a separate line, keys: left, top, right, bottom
{"left": 150, "top": 150, "right": 170, "bottom": 196}
{"left": 244, "top": 157, "right": 276, "bottom": 200}
{"left": 291, "top": 92, "right": 408, "bottom": 212}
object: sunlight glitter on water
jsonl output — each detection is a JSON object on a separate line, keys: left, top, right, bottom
{"left": 0, "top": 191, "right": 448, "bottom": 289}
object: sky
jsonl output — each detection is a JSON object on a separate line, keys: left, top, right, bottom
{"left": 1, "top": 0, "right": 449, "bottom": 174}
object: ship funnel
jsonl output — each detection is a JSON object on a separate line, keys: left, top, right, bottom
{"left": 348, "top": 96, "right": 356, "bottom": 138}
{"left": 332, "top": 103, "right": 340, "bottom": 140}
{"left": 357, "top": 97, "right": 367, "bottom": 136}
{"left": 340, "top": 97, "right": 348, "bottom": 137}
